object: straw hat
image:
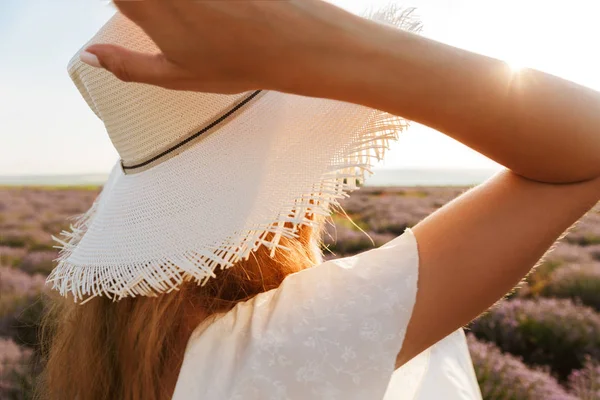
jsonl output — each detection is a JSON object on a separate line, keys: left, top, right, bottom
{"left": 47, "top": 12, "right": 408, "bottom": 303}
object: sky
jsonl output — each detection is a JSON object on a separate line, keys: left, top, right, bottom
{"left": 1, "top": 0, "right": 599, "bottom": 175}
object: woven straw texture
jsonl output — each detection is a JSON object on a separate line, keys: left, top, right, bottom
{"left": 48, "top": 12, "right": 409, "bottom": 302}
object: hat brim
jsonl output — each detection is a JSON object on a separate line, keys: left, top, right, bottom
{"left": 48, "top": 91, "right": 407, "bottom": 302}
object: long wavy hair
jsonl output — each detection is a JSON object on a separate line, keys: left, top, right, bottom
{"left": 38, "top": 213, "right": 327, "bottom": 400}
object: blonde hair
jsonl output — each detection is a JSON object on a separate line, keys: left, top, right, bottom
{"left": 38, "top": 215, "right": 326, "bottom": 400}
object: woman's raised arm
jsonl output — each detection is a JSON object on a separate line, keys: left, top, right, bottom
{"left": 87, "top": 0, "right": 600, "bottom": 184}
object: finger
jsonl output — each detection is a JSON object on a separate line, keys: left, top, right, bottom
{"left": 82, "top": 44, "right": 183, "bottom": 86}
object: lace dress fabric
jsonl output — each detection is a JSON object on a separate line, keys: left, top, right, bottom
{"left": 173, "top": 228, "right": 482, "bottom": 399}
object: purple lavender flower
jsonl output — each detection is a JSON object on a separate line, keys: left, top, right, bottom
{"left": 0, "top": 267, "right": 45, "bottom": 296}
{"left": 542, "top": 262, "right": 600, "bottom": 311}
{"left": 0, "top": 267, "right": 46, "bottom": 347}
{"left": 20, "top": 250, "right": 58, "bottom": 275}
{"left": 544, "top": 242, "right": 591, "bottom": 265}
{"left": 0, "top": 337, "right": 33, "bottom": 397}
{"left": 324, "top": 223, "right": 394, "bottom": 257}
{"left": 467, "top": 333, "right": 576, "bottom": 400}
{"left": 568, "top": 356, "right": 600, "bottom": 399}
{"left": 336, "top": 187, "right": 461, "bottom": 235}
{"left": 470, "top": 298, "right": 600, "bottom": 380}
{"left": 566, "top": 212, "right": 600, "bottom": 246}
{"left": 0, "top": 246, "right": 27, "bottom": 268}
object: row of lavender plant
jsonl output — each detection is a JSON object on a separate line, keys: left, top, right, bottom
{"left": 466, "top": 333, "right": 576, "bottom": 399}
{"left": 468, "top": 333, "right": 600, "bottom": 399}
{"left": 541, "top": 262, "right": 600, "bottom": 312}
{"left": 469, "top": 297, "right": 600, "bottom": 380}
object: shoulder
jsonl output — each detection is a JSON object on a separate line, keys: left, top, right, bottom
{"left": 174, "top": 228, "right": 420, "bottom": 400}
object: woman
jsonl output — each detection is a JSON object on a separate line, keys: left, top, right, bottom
{"left": 41, "top": 1, "right": 600, "bottom": 399}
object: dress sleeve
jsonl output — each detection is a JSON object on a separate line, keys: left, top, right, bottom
{"left": 173, "top": 228, "right": 420, "bottom": 400}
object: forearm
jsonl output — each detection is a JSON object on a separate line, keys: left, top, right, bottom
{"left": 290, "top": 21, "right": 600, "bottom": 184}
{"left": 94, "top": 0, "right": 600, "bottom": 183}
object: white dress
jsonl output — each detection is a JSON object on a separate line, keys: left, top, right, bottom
{"left": 173, "top": 228, "right": 482, "bottom": 399}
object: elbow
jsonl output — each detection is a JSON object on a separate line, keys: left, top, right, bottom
{"left": 513, "top": 170, "right": 600, "bottom": 185}
{"left": 511, "top": 157, "right": 600, "bottom": 184}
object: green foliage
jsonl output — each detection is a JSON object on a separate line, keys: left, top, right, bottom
{"left": 326, "top": 233, "right": 376, "bottom": 255}
{"left": 0, "top": 235, "right": 28, "bottom": 248}
{"left": 3, "top": 367, "right": 36, "bottom": 400}
{"left": 524, "top": 260, "right": 564, "bottom": 296}
{"left": 371, "top": 220, "right": 409, "bottom": 236}
{"left": 329, "top": 213, "right": 370, "bottom": 232}
{"left": 567, "top": 234, "right": 600, "bottom": 246}
{"left": 0, "top": 294, "right": 46, "bottom": 349}
{"left": 27, "top": 242, "right": 56, "bottom": 252}
{"left": 541, "top": 263, "right": 600, "bottom": 312}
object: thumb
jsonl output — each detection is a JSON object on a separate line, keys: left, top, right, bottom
{"left": 81, "top": 44, "right": 180, "bottom": 87}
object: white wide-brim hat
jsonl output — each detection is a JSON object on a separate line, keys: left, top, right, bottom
{"left": 48, "top": 12, "right": 409, "bottom": 303}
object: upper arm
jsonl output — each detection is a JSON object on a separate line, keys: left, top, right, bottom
{"left": 397, "top": 169, "right": 600, "bottom": 367}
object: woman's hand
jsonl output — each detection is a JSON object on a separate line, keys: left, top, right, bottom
{"left": 83, "top": 0, "right": 369, "bottom": 94}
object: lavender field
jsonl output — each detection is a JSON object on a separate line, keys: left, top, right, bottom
{"left": 1, "top": 186, "right": 600, "bottom": 399}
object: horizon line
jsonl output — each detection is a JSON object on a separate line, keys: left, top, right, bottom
{"left": 0, "top": 166, "right": 502, "bottom": 178}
